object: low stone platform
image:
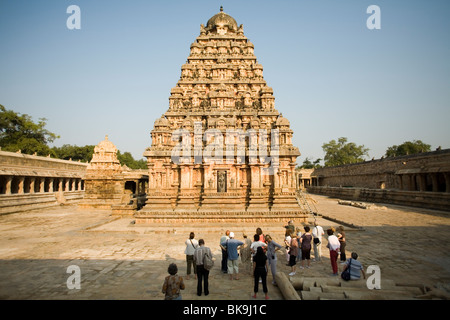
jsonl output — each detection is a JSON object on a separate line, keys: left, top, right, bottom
{"left": 134, "top": 209, "right": 309, "bottom": 223}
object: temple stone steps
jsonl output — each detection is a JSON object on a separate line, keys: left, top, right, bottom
{"left": 282, "top": 275, "right": 427, "bottom": 300}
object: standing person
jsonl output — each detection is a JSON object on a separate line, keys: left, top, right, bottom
{"left": 221, "top": 232, "right": 244, "bottom": 280}
{"left": 295, "top": 227, "right": 302, "bottom": 262}
{"left": 284, "top": 229, "right": 292, "bottom": 265}
{"left": 337, "top": 226, "right": 347, "bottom": 263}
{"left": 240, "top": 233, "right": 252, "bottom": 274}
{"left": 287, "top": 230, "right": 299, "bottom": 276}
{"left": 300, "top": 226, "right": 313, "bottom": 269}
{"left": 193, "top": 239, "right": 212, "bottom": 296}
{"left": 342, "top": 252, "right": 366, "bottom": 280}
{"left": 184, "top": 232, "right": 198, "bottom": 280}
{"left": 251, "top": 234, "right": 267, "bottom": 258}
{"left": 265, "top": 234, "right": 282, "bottom": 285}
{"left": 256, "top": 227, "right": 266, "bottom": 243}
{"left": 284, "top": 220, "right": 295, "bottom": 235}
{"left": 312, "top": 222, "right": 324, "bottom": 261}
{"left": 326, "top": 228, "right": 340, "bottom": 276}
{"left": 252, "top": 247, "right": 269, "bottom": 300}
{"left": 219, "top": 230, "right": 230, "bottom": 274}
{"left": 162, "top": 263, "right": 185, "bottom": 300}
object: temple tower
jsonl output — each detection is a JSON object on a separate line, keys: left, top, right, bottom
{"left": 137, "top": 7, "right": 305, "bottom": 222}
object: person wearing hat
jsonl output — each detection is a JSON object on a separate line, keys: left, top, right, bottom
{"left": 221, "top": 232, "right": 244, "bottom": 280}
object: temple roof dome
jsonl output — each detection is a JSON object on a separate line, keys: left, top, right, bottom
{"left": 205, "top": 6, "right": 238, "bottom": 33}
{"left": 276, "top": 116, "right": 290, "bottom": 127}
{"left": 94, "top": 135, "right": 117, "bottom": 154}
{"left": 154, "top": 116, "right": 170, "bottom": 127}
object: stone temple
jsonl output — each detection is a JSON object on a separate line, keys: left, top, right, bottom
{"left": 135, "top": 7, "right": 305, "bottom": 223}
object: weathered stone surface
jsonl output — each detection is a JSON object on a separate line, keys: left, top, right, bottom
{"left": 0, "top": 150, "right": 87, "bottom": 214}
{"left": 140, "top": 7, "right": 303, "bottom": 222}
{"left": 275, "top": 272, "right": 301, "bottom": 300}
{"left": 79, "top": 136, "right": 148, "bottom": 211}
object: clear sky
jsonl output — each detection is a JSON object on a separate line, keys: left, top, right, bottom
{"left": 1, "top": 0, "right": 449, "bottom": 164}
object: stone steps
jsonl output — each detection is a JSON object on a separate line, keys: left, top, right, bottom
{"left": 290, "top": 276, "right": 425, "bottom": 300}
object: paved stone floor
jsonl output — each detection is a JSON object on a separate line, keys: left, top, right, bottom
{"left": 0, "top": 194, "right": 449, "bottom": 300}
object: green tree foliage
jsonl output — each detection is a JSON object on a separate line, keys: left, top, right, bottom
{"left": 322, "top": 137, "right": 369, "bottom": 167}
{"left": 51, "top": 144, "right": 95, "bottom": 162}
{"left": 117, "top": 151, "right": 147, "bottom": 169}
{"left": 0, "top": 104, "right": 59, "bottom": 156}
{"left": 298, "top": 157, "right": 322, "bottom": 169}
{"left": 385, "top": 140, "right": 431, "bottom": 157}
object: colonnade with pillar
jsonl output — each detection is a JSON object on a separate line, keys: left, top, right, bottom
{"left": 0, "top": 176, "right": 84, "bottom": 195}
{"left": 397, "top": 172, "right": 450, "bottom": 193}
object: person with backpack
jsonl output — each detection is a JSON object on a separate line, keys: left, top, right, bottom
{"left": 341, "top": 252, "right": 366, "bottom": 281}
{"left": 312, "top": 222, "right": 324, "bottom": 261}
{"left": 193, "top": 239, "right": 212, "bottom": 296}
{"left": 184, "top": 232, "right": 198, "bottom": 280}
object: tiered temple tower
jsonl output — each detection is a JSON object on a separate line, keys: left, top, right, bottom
{"left": 137, "top": 7, "right": 305, "bottom": 222}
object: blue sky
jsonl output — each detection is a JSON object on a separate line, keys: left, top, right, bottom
{"left": 1, "top": 0, "right": 449, "bottom": 164}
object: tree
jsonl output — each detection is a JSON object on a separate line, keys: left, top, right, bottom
{"left": 0, "top": 104, "right": 59, "bottom": 156}
{"left": 52, "top": 144, "right": 95, "bottom": 162}
{"left": 385, "top": 140, "right": 431, "bottom": 157}
{"left": 117, "top": 151, "right": 147, "bottom": 169}
{"left": 298, "top": 157, "right": 322, "bottom": 169}
{"left": 322, "top": 137, "right": 369, "bottom": 167}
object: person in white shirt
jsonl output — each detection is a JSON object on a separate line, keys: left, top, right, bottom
{"left": 326, "top": 228, "right": 340, "bottom": 276}
{"left": 184, "top": 232, "right": 199, "bottom": 280}
{"left": 312, "top": 222, "right": 324, "bottom": 261}
{"left": 250, "top": 234, "right": 267, "bottom": 258}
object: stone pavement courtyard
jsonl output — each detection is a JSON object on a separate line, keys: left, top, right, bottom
{"left": 0, "top": 194, "right": 449, "bottom": 300}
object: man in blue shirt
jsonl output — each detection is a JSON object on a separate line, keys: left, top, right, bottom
{"left": 221, "top": 232, "right": 244, "bottom": 280}
{"left": 343, "top": 252, "right": 366, "bottom": 280}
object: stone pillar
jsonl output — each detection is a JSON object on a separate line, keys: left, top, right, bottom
{"left": 17, "top": 177, "right": 24, "bottom": 194}
{"left": 4, "top": 176, "right": 12, "bottom": 195}
{"left": 431, "top": 173, "right": 439, "bottom": 192}
{"left": 444, "top": 173, "right": 450, "bottom": 193}
{"left": 30, "top": 177, "right": 35, "bottom": 194}
{"left": 398, "top": 175, "right": 404, "bottom": 190}
{"left": 418, "top": 174, "right": 427, "bottom": 192}
{"left": 49, "top": 178, "right": 54, "bottom": 192}
{"left": 58, "top": 179, "right": 63, "bottom": 192}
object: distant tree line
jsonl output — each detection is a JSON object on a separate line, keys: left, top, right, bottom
{"left": 0, "top": 105, "right": 146, "bottom": 169}
{"left": 299, "top": 137, "right": 432, "bottom": 169}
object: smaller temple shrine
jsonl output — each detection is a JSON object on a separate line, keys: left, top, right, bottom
{"left": 78, "top": 135, "right": 148, "bottom": 215}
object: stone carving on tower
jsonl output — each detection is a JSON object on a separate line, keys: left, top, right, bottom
{"left": 137, "top": 7, "right": 304, "bottom": 222}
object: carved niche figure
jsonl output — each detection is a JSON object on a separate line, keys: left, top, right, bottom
{"left": 217, "top": 171, "right": 227, "bottom": 192}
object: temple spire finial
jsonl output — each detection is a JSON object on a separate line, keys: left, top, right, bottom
{"left": 220, "top": 6, "right": 223, "bottom": 12}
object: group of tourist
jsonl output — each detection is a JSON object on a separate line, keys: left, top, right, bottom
{"left": 161, "top": 222, "right": 365, "bottom": 300}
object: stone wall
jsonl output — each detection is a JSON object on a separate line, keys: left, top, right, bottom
{"left": 303, "top": 149, "right": 450, "bottom": 211}
{"left": 0, "top": 150, "right": 88, "bottom": 215}
{"left": 310, "top": 149, "right": 450, "bottom": 191}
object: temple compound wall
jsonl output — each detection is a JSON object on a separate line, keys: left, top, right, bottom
{"left": 302, "top": 149, "right": 450, "bottom": 211}
{"left": 136, "top": 7, "right": 305, "bottom": 223}
{"left": 0, "top": 149, "right": 87, "bottom": 215}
